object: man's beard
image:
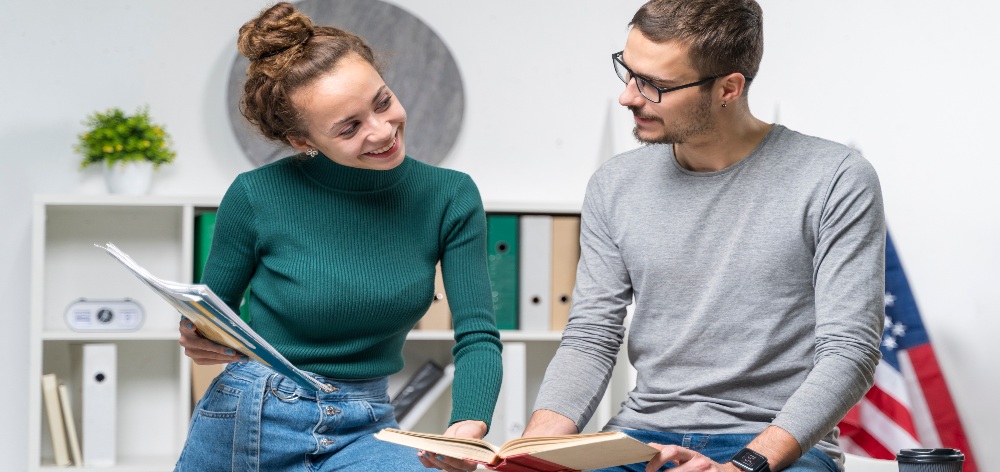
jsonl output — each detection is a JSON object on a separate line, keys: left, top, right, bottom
{"left": 630, "top": 91, "right": 715, "bottom": 145}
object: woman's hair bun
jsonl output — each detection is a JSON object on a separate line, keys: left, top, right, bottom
{"left": 238, "top": 2, "right": 315, "bottom": 61}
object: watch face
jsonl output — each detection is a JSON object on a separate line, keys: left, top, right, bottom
{"left": 733, "top": 448, "right": 768, "bottom": 472}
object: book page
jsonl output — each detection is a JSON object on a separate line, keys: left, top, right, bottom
{"left": 374, "top": 429, "right": 499, "bottom": 464}
{"left": 509, "top": 433, "right": 658, "bottom": 471}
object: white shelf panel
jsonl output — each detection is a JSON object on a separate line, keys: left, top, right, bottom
{"left": 405, "top": 330, "right": 563, "bottom": 342}
{"left": 39, "top": 455, "right": 177, "bottom": 471}
{"left": 42, "top": 330, "right": 181, "bottom": 341}
{"left": 35, "top": 194, "right": 220, "bottom": 207}
{"left": 483, "top": 200, "right": 582, "bottom": 214}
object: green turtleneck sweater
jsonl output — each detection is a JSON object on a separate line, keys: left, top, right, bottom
{"left": 202, "top": 155, "right": 502, "bottom": 426}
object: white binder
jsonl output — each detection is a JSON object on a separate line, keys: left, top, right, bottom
{"left": 518, "top": 215, "right": 553, "bottom": 331}
{"left": 499, "top": 342, "right": 526, "bottom": 443}
{"left": 73, "top": 343, "right": 117, "bottom": 467}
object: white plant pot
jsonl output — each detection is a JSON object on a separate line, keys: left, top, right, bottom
{"left": 104, "top": 161, "right": 154, "bottom": 195}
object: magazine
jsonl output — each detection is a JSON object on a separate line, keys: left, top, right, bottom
{"left": 97, "top": 243, "right": 333, "bottom": 392}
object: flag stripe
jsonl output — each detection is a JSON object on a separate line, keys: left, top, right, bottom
{"left": 907, "top": 346, "right": 979, "bottom": 472}
{"left": 858, "top": 398, "right": 921, "bottom": 452}
{"left": 897, "top": 349, "right": 941, "bottom": 447}
{"left": 841, "top": 427, "right": 896, "bottom": 460}
{"left": 872, "top": 360, "right": 912, "bottom": 409}
{"left": 863, "top": 384, "right": 918, "bottom": 438}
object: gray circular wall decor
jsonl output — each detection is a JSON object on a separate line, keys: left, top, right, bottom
{"left": 226, "top": 0, "right": 464, "bottom": 167}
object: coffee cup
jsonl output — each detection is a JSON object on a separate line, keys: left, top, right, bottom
{"left": 896, "top": 448, "right": 964, "bottom": 472}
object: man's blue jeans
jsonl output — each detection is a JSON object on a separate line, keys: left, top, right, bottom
{"left": 174, "top": 361, "right": 425, "bottom": 471}
{"left": 591, "top": 430, "right": 840, "bottom": 472}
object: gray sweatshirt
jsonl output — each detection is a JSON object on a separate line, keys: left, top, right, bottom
{"left": 533, "top": 125, "right": 885, "bottom": 469}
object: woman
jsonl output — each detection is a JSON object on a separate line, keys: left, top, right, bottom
{"left": 175, "top": 3, "right": 501, "bottom": 471}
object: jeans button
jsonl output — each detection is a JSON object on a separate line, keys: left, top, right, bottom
{"left": 320, "top": 438, "right": 334, "bottom": 447}
{"left": 325, "top": 405, "right": 341, "bottom": 416}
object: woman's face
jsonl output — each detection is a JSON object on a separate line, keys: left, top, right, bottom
{"left": 288, "top": 54, "right": 406, "bottom": 170}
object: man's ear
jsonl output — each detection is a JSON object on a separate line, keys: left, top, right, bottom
{"left": 718, "top": 72, "right": 749, "bottom": 104}
{"left": 287, "top": 134, "right": 313, "bottom": 152}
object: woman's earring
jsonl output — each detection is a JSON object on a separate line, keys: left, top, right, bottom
{"left": 305, "top": 148, "right": 318, "bottom": 157}
{"left": 721, "top": 102, "right": 727, "bottom": 108}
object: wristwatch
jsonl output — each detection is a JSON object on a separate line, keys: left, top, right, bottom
{"left": 730, "top": 447, "right": 771, "bottom": 472}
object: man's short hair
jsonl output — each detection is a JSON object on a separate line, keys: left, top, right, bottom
{"left": 630, "top": 0, "right": 764, "bottom": 82}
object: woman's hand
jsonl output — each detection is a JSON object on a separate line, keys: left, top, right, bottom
{"left": 178, "top": 318, "right": 245, "bottom": 364}
{"left": 417, "top": 420, "right": 488, "bottom": 472}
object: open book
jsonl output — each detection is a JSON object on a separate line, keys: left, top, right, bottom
{"left": 98, "top": 243, "right": 333, "bottom": 393}
{"left": 374, "top": 428, "right": 658, "bottom": 472}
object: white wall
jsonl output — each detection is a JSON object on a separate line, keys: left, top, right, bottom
{"left": 2, "top": 1, "right": 997, "bottom": 470}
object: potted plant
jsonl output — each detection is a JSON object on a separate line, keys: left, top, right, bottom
{"left": 75, "top": 106, "right": 176, "bottom": 195}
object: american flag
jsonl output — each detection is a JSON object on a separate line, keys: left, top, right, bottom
{"left": 837, "top": 232, "right": 978, "bottom": 471}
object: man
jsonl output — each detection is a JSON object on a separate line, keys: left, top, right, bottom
{"left": 524, "top": 1, "right": 886, "bottom": 471}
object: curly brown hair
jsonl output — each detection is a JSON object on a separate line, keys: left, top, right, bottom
{"left": 237, "top": 2, "right": 382, "bottom": 143}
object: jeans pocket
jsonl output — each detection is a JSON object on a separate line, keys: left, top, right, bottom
{"left": 197, "top": 381, "right": 242, "bottom": 419}
{"left": 362, "top": 398, "right": 395, "bottom": 424}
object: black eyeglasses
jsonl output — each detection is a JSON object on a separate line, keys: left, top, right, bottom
{"left": 612, "top": 51, "right": 752, "bottom": 103}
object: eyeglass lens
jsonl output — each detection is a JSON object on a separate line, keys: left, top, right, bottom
{"left": 613, "top": 55, "right": 661, "bottom": 103}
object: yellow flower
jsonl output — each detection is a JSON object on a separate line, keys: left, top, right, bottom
{"left": 115, "top": 144, "right": 123, "bottom": 151}
{"left": 102, "top": 145, "right": 113, "bottom": 153}
{"left": 141, "top": 140, "right": 151, "bottom": 148}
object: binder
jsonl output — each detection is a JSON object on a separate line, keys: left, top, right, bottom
{"left": 417, "top": 263, "right": 451, "bottom": 330}
{"left": 499, "top": 342, "right": 527, "bottom": 443}
{"left": 40, "top": 373, "right": 71, "bottom": 466}
{"left": 518, "top": 215, "right": 552, "bottom": 332}
{"left": 193, "top": 212, "right": 216, "bottom": 283}
{"left": 194, "top": 211, "right": 252, "bottom": 323}
{"left": 391, "top": 360, "right": 446, "bottom": 421}
{"left": 72, "top": 343, "right": 117, "bottom": 467}
{"left": 550, "top": 216, "right": 581, "bottom": 331}
{"left": 487, "top": 215, "right": 519, "bottom": 330}
{"left": 58, "top": 383, "right": 83, "bottom": 466}
{"left": 191, "top": 362, "right": 225, "bottom": 405}
{"left": 396, "top": 364, "right": 455, "bottom": 431}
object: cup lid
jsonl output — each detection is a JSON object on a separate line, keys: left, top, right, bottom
{"left": 897, "top": 449, "right": 965, "bottom": 463}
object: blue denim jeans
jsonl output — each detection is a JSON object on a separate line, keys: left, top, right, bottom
{"left": 174, "top": 361, "right": 425, "bottom": 471}
{"left": 590, "top": 430, "right": 839, "bottom": 472}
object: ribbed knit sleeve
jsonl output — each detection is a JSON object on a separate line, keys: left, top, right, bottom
{"left": 441, "top": 175, "right": 503, "bottom": 427}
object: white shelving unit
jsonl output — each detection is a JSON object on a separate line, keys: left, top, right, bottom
{"left": 27, "top": 195, "right": 219, "bottom": 471}
{"left": 27, "top": 195, "right": 635, "bottom": 470}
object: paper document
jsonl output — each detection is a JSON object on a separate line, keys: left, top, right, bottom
{"left": 97, "top": 243, "right": 333, "bottom": 392}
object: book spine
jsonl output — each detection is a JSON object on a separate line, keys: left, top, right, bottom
{"left": 41, "top": 373, "right": 71, "bottom": 466}
{"left": 57, "top": 382, "right": 82, "bottom": 466}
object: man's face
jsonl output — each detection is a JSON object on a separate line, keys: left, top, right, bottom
{"left": 617, "top": 29, "right": 716, "bottom": 145}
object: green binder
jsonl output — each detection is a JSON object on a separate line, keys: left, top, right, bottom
{"left": 194, "top": 212, "right": 252, "bottom": 323}
{"left": 194, "top": 212, "right": 216, "bottom": 284}
{"left": 487, "top": 214, "right": 519, "bottom": 329}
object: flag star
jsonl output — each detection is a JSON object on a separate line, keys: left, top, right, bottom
{"left": 884, "top": 292, "right": 896, "bottom": 307}
{"left": 884, "top": 316, "right": 893, "bottom": 331}
{"left": 882, "top": 336, "right": 898, "bottom": 350}
{"left": 891, "top": 322, "right": 906, "bottom": 337}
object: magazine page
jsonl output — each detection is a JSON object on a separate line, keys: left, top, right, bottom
{"left": 98, "top": 243, "right": 333, "bottom": 393}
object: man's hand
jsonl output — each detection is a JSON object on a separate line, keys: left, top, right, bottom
{"left": 645, "top": 443, "right": 744, "bottom": 472}
{"left": 418, "top": 420, "right": 488, "bottom": 472}
{"left": 178, "top": 318, "right": 245, "bottom": 364}
{"left": 522, "top": 409, "right": 579, "bottom": 437}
